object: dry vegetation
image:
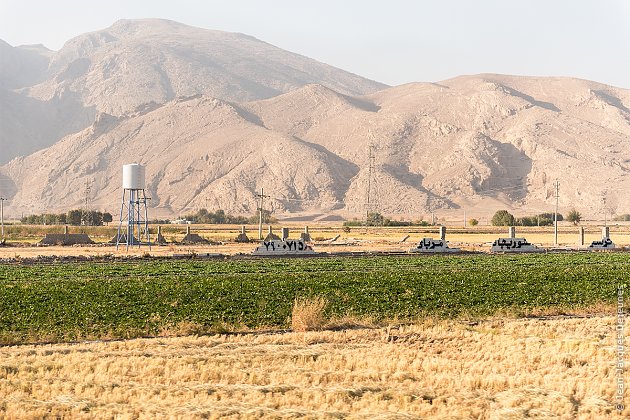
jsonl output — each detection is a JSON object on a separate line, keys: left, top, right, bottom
{"left": 0, "top": 315, "right": 625, "bottom": 419}
{"left": 1, "top": 224, "right": 629, "bottom": 260}
{"left": 291, "top": 296, "right": 328, "bottom": 332}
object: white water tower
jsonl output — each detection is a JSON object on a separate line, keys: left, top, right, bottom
{"left": 116, "top": 163, "right": 150, "bottom": 249}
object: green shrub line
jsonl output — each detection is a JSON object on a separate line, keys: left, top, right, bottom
{"left": 0, "top": 253, "right": 628, "bottom": 344}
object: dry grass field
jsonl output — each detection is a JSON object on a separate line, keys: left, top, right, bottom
{"left": 0, "top": 315, "right": 625, "bottom": 419}
{"left": 1, "top": 223, "right": 629, "bottom": 259}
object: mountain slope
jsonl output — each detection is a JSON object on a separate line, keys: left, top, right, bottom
{"left": 2, "top": 75, "right": 629, "bottom": 219}
{"left": 36, "top": 19, "right": 386, "bottom": 110}
{"left": 0, "top": 19, "right": 387, "bottom": 164}
{"left": 1, "top": 96, "right": 356, "bottom": 216}
{"left": 0, "top": 40, "right": 52, "bottom": 89}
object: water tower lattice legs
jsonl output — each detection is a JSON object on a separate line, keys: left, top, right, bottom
{"left": 116, "top": 188, "right": 151, "bottom": 250}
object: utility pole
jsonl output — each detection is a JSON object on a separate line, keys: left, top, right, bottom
{"left": 554, "top": 179, "right": 559, "bottom": 246}
{"left": 464, "top": 209, "right": 467, "bottom": 227}
{"left": 0, "top": 197, "right": 6, "bottom": 241}
{"left": 256, "top": 188, "right": 270, "bottom": 240}
{"left": 603, "top": 197, "right": 607, "bottom": 228}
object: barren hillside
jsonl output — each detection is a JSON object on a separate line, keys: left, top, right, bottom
{"left": 1, "top": 20, "right": 629, "bottom": 219}
{"left": 0, "top": 19, "right": 386, "bottom": 164}
{"left": 2, "top": 74, "right": 629, "bottom": 219}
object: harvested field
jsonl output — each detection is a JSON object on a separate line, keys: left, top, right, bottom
{"left": 0, "top": 224, "right": 629, "bottom": 259}
{"left": 0, "top": 316, "right": 624, "bottom": 418}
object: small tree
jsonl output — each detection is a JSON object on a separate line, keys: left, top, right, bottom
{"left": 491, "top": 210, "right": 516, "bottom": 226}
{"left": 82, "top": 210, "right": 103, "bottom": 226}
{"left": 538, "top": 212, "right": 563, "bottom": 222}
{"left": 567, "top": 208, "right": 582, "bottom": 225}
{"left": 248, "top": 209, "right": 276, "bottom": 224}
{"left": 468, "top": 218, "right": 479, "bottom": 226}
{"left": 517, "top": 216, "right": 535, "bottom": 226}
{"left": 103, "top": 212, "right": 113, "bottom": 225}
{"left": 67, "top": 209, "right": 83, "bottom": 226}
{"left": 366, "top": 212, "right": 384, "bottom": 226}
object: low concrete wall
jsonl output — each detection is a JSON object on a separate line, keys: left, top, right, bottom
{"left": 40, "top": 234, "right": 95, "bottom": 246}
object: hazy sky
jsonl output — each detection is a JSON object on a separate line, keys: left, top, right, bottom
{"left": 1, "top": 0, "right": 629, "bottom": 88}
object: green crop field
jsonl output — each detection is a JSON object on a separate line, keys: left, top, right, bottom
{"left": 0, "top": 253, "right": 628, "bottom": 344}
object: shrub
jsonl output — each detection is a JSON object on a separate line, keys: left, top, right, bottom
{"left": 468, "top": 218, "right": 479, "bottom": 226}
{"left": 291, "top": 296, "right": 327, "bottom": 332}
{"left": 516, "top": 214, "right": 556, "bottom": 226}
{"left": 343, "top": 214, "right": 427, "bottom": 227}
{"left": 181, "top": 208, "right": 275, "bottom": 225}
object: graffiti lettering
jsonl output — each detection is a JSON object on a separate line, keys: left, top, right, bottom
{"left": 590, "top": 238, "right": 615, "bottom": 249}
{"left": 492, "top": 238, "right": 531, "bottom": 249}
{"left": 416, "top": 238, "right": 445, "bottom": 250}
{"left": 254, "top": 239, "right": 314, "bottom": 255}
{"left": 491, "top": 238, "right": 539, "bottom": 252}
{"left": 410, "top": 238, "right": 459, "bottom": 253}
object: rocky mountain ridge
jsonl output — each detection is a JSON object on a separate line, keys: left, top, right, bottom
{"left": 1, "top": 20, "right": 629, "bottom": 220}
{"left": 0, "top": 19, "right": 386, "bottom": 164}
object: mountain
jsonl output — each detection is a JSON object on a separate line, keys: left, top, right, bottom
{"left": 0, "top": 19, "right": 387, "bottom": 164}
{"left": 1, "top": 96, "right": 356, "bottom": 216}
{"left": 0, "top": 40, "right": 52, "bottom": 89}
{"left": 1, "top": 20, "right": 629, "bottom": 219}
{"left": 2, "top": 71, "right": 629, "bottom": 219}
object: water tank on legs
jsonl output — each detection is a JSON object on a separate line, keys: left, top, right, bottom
{"left": 122, "top": 164, "right": 146, "bottom": 190}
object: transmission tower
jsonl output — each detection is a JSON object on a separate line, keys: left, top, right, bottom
{"left": 82, "top": 179, "right": 92, "bottom": 225}
{"left": 84, "top": 179, "right": 92, "bottom": 210}
{"left": 365, "top": 142, "right": 377, "bottom": 226}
